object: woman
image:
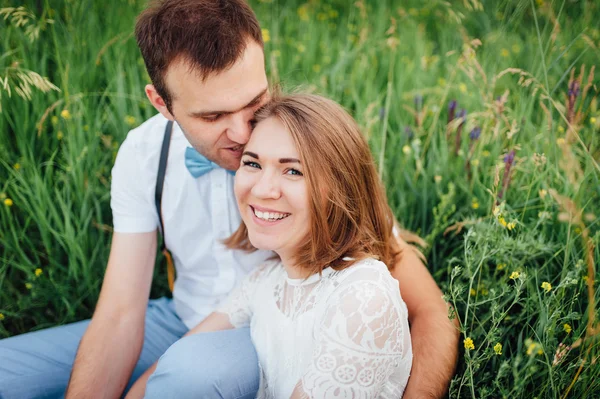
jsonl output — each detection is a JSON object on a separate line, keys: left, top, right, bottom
{"left": 161, "top": 93, "right": 412, "bottom": 398}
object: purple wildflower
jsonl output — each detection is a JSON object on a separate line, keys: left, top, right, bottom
{"left": 504, "top": 150, "right": 515, "bottom": 165}
{"left": 568, "top": 81, "right": 580, "bottom": 98}
{"left": 469, "top": 127, "right": 481, "bottom": 141}
{"left": 404, "top": 126, "right": 414, "bottom": 140}
{"left": 448, "top": 100, "right": 457, "bottom": 124}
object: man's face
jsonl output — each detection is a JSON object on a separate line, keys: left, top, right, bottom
{"left": 162, "top": 40, "right": 269, "bottom": 171}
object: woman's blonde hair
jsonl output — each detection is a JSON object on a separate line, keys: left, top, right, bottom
{"left": 226, "top": 93, "right": 402, "bottom": 275}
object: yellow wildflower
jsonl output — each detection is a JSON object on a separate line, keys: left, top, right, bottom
{"left": 57, "top": 131, "right": 64, "bottom": 140}
{"left": 471, "top": 199, "right": 479, "bottom": 209}
{"left": 506, "top": 221, "right": 516, "bottom": 230}
{"left": 470, "top": 288, "right": 477, "bottom": 296}
{"left": 297, "top": 5, "right": 309, "bottom": 21}
{"left": 498, "top": 216, "right": 508, "bottom": 227}
{"left": 35, "top": 268, "right": 43, "bottom": 277}
{"left": 434, "top": 175, "right": 442, "bottom": 183}
{"left": 539, "top": 189, "right": 547, "bottom": 198}
{"left": 482, "top": 150, "right": 490, "bottom": 157}
{"left": 124, "top": 115, "right": 137, "bottom": 127}
{"left": 0, "top": 313, "right": 4, "bottom": 321}
{"left": 471, "top": 159, "right": 479, "bottom": 167}
{"left": 527, "top": 341, "right": 543, "bottom": 356}
{"left": 497, "top": 263, "right": 506, "bottom": 271}
{"left": 297, "top": 43, "right": 306, "bottom": 53}
{"left": 402, "top": 145, "right": 411, "bottom": 155}
{"left": 51, "top": 116, "right": 59, "bottom": 125}
{"left": 583, "top": 275, "right": 588, "bottom": 283}
{"left": 25, "top": 282, "right": 33, "bottom": 290}
{"left": 509, "top": 271, "right": 520, "bottom": 280}
{"left": 493, "top": 206, "right": 501, "bottom": 217}
{"left": 14, "top": 163, "right": 20, "bottom": 170}
{"left": 83, "top": 125, "right": 89, "bottom": 132}
{"left": 494, "top": 343, "right": 502, "bottom": 355}
{"left": 459, "top": 83, "right": 467, "bottom": 93}
{"left": 4, "top": 198, "right": 13, "bottom": 207}
{"left": 261, "top": 28, "right": 270, "bottom": 43}
{"left": 556, "top": 138, "right": 565, "bottom": 146}
{"left": 501, "top": 48, "right": 510, "bottom": 57}
{"left": 464, "top": 337, "right": 475, "bottom": 350}
{"left": 563, "top": 323, "right": 572, "bottom": 334}
{"left": 558, "top": 126, "right": 565, "bottom": 133}
{"left": 591, "top": 117, "right": 597, "bottom": 125}
{"left": 541, "top": 281, "right": 552, "bottom": 293}
{"left": 60, "top": 109, "right": 71, "bottom": 120}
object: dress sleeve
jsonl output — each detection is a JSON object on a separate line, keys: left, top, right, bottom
{"left": 294, "top": 265, "right": 412, "bottom": 398}
{"left": 216, "top": 262, "right": 272, "bottom": 328}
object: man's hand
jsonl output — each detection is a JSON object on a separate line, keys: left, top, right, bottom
{"left": 392, "top": 234, "right": 459, "bottom": 398}
{"left": 66, "top": 231, "right": 158, "bottom": 399}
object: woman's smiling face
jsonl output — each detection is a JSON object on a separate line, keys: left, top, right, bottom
{"left": 234, "top": 116, "right": 309, "bottom": 263}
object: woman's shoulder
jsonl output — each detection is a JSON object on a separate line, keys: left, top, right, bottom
{"left": 328, "top": 257, "right": 398, "bottom": 290}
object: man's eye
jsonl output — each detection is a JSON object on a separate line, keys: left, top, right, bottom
{"left": 242, "top": 160, "right": 261, "bottom": 169}
{"left": 203, "top": 114, "right": 221, "bottom": 122}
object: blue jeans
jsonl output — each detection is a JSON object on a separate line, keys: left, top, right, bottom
{"left": 0, "top": 297, "right": 260, "bottom": 399}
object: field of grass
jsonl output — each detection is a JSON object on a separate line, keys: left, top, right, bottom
{"left": 1, "top": 0, "right": 599, "bottom": 397}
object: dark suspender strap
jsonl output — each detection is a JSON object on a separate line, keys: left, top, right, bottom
{"left": 155, "top": 120, "right": 173, "bottom": 252}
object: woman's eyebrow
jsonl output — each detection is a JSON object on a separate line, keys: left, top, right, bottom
{"left": 242, "top": 151, "right": 259, "bottom": 159}
{"left": 279, "top": 158, "right": 300, "bottom": 164}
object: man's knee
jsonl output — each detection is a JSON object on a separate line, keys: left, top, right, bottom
{"left": 145, "top": 329, "right": 259, "bottom": 399}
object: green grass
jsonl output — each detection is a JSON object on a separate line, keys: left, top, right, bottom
{"left": 1, "top": 0, "right": 599, "bottom": 397}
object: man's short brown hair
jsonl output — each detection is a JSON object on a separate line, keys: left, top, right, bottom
{"left": 135, "top": 0, "right": 264, "bottom": 111}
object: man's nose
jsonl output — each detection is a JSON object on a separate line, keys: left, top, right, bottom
{"left": 227, "top": 108, "right": 254, "bottom": 145}
{"left": 251, "top": 170, "right": 281, "bottom": 200}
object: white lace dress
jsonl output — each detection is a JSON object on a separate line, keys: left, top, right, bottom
{"left": 217, "top": 257, "right": 412, "bottom": 398}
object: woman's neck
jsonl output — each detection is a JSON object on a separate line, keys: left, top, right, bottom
{"left": 278, "top": 251, "right": 311, "bottom": 280}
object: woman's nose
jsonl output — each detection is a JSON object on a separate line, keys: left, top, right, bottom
{"left": 251, "top": 170, "right": 281, "bottom": 200}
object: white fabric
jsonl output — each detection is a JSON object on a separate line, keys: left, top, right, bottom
{"left": 217, "top": 258, "right": 412, "bottom": 398}
{"left": 111, "top": 113, "right": 271, "bottom": 328}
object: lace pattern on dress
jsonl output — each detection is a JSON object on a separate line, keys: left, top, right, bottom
{"left": 295, "top": 259, "right": 411, "bottom": 398}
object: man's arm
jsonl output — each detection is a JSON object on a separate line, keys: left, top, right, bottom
{"left": 392, "top": 236, "right": 459, "bottom": 398}
{"left": 65, "top": 231, "right": 158, "bottom": 399}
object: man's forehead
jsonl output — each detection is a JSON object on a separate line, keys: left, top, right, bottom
{"left": 165, "top": 55, "right": 267, "bottom": 113}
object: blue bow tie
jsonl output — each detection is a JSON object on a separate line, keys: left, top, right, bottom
{"left": 184, "top": 147, "right": 235, "bottom": 178}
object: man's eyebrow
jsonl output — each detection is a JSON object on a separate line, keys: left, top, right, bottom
{"left": 189, "top": 88, "right": 268, "bottom": 118}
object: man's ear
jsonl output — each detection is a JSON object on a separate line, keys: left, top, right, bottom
{"left": 145, "top": 84, "right": 175, "bottom": 120}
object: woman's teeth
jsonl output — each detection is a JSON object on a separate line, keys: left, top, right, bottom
{"left": 253, "top": 209, "right": 290, "bottom": 221}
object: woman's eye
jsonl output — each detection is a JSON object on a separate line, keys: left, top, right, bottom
{"left": 242, "top": 160, "right": 261, "bottom": 169}
{"left": 286, "top": 168, "right": 303, "bottom": 176}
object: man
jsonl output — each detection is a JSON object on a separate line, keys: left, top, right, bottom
{"left": 0, "top": 0, "right": 458, "bottom": 398}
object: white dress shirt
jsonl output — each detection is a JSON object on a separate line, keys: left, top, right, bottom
{"left": 111, "top": 113, "right": 271, "bottom": 328}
